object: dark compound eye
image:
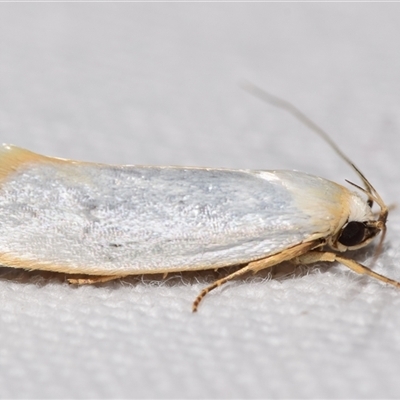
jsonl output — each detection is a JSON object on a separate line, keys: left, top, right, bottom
{"left": 338, "top": 221, "right": 367, "bottom": 247}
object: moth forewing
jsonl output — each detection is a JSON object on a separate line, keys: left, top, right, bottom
{"left": 0, "top": 147, "right": 351, "bottom": 276}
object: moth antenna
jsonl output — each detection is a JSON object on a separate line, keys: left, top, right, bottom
{"left": 241, "top": 81, "right": 377, "bottom": 199}
{"left": 345, "top": 179, "right": 374, "bottom": 208}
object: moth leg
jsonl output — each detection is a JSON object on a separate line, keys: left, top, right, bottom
{"left": 192, "top": 241, "right": 318, "bottom": 312}
{"left": 68, "top": 275, "right": 124, "bottom": 285}
{"left": 192, "top": 264, "right": 252, "bottom": 312}
{"left": 294, "top": 250, "right": 400, "bottom": 288}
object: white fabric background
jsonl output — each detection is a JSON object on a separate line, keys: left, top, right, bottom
{"left": 1, "top": 3, "right": 400, "bottom": 399}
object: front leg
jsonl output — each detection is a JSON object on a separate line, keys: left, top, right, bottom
{"left": 294, "top": 251, "right": 400, "bottom": 289}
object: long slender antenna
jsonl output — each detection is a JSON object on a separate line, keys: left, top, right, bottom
{"left": 241, "top": 82, "right": 373, "bottom": 192}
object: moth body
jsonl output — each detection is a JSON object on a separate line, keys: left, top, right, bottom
{"left": 0, "top": 143, "right": 397, "bottom": 311}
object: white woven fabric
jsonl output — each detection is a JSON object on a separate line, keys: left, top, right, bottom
{"left": 1, "top": 4, "right": 400, "bottom": 398}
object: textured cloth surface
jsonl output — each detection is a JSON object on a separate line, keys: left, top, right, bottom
{"left": 1, "top": 4, "right": 400, "bottom": 399}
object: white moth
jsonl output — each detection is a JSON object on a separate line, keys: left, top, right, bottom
{"left": 1, "top": 86, "right": 398, "bottom": 311}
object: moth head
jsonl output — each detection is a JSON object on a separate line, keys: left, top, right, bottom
{"left": 329, "top": 179, "right": 388, "bottom": 252}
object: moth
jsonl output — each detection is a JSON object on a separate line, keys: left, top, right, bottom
{"left": 0, "top": 85, "right": 397, "bottom": 311}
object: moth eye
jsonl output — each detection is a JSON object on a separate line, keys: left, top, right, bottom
{"left": 338, "top": 221, "right": 366, "bottom": 247}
